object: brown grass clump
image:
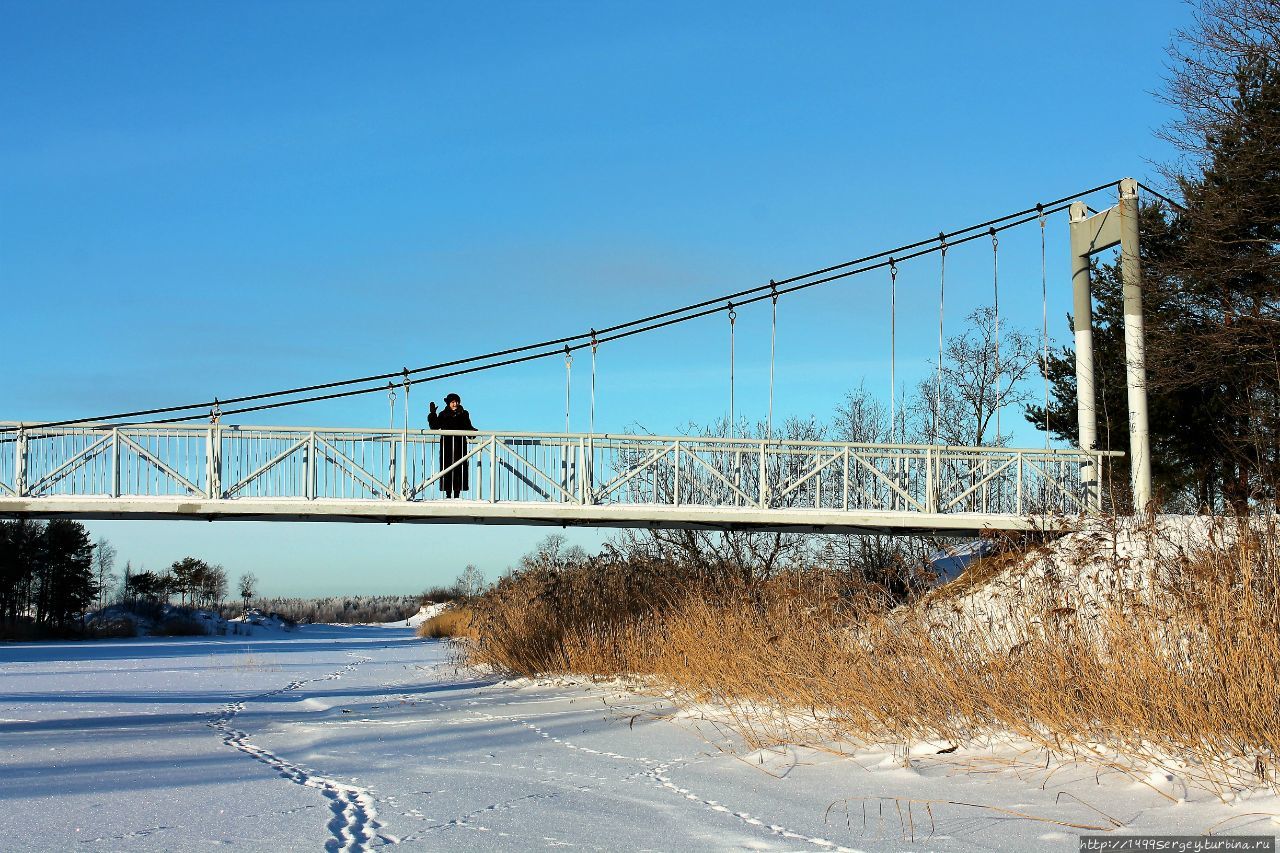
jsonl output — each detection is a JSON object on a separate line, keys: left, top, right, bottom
{"left": 466, "top": 557, "right": 880, "bottom": 678}
{"left": 463, "top": 517, "right": 1280, "bottom": 794}
{"left": 416, "top": 607, "right": 474, "bottom": 639}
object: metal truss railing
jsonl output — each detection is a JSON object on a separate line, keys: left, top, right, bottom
{"left": 0, "top": 422, "right": 1120, "bottom": 518}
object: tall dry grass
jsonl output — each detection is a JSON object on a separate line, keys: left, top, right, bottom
{"left": 416, "top": 607, "right": 474, "bottom": 639}
{"left": 463, "top": 518, "right": 1280, "bottom": 794}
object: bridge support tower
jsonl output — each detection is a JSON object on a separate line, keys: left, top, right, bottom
{"left": 1068, "top": 177, "right": 1151, "bottom": 511}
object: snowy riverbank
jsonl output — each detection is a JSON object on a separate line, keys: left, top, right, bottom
{"left": 2, "top": 620, "right": 1275, "bottom": 851}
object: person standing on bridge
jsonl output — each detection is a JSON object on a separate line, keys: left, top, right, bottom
{"left": 428, "top": 393, "right": 476, "bottom": 498}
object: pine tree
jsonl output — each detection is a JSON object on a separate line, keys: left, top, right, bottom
{"left": 0, "top": 520, "right": 44, "bottom": 625}
{"left": 1030, "top": 1, "right": 1280, "bottom": 511}
{"left": 39, "top": 520, "right": 96, "bottom": 629}
{"left": 1157, "top": 51, "right": 1280, "bottom": 508}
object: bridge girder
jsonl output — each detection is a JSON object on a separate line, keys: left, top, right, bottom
{"left": 0, "top": 496, "right": 1086, "bottom": 537}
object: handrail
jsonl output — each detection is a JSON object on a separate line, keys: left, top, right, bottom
{"left": 0, "top": 421, "right": 1115, "bottom": 519}
{"left": 0, "top": 421, "right": 1125, "bottom": 457}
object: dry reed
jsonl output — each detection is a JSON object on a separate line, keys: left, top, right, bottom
{"left": 416, "top": 607, "right": 474, "bottom": 639}
{"left": 463, "top": 517, "right": 1280, "bottom": 795}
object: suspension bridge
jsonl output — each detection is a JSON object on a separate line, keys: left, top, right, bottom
{"left": 0, "top": 179, "right": 1162, "bottom": 534}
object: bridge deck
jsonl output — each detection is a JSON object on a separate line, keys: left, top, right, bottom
{"left": 0, "top": 495, "right": 1072, "bottom": 535}
{"left": 0, "top": 423, "right": 1119, "bottom": 534}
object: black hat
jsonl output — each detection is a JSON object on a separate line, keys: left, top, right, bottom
{"left": 444, "top": 393, "right": 461, "bottom": 404}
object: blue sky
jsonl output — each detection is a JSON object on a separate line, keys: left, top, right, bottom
{"left": 2, "top": 1, "right": 1192, "bottom": 595}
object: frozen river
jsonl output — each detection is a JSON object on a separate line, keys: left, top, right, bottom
{"left": 0, "top": 623, "right": 1270, "bottom": 851}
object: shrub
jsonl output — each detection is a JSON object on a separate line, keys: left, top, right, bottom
{"left": 85, "top": 617, "right": 137, "bottom": 639}
{"left": 154, "top": 614, "right": 209, "bottom": 637}
{"left": 0, "top": 617, "right": 40, "bottom": 641}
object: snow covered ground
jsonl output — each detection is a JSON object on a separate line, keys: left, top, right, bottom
{"left": 1, "top": 623, "right": 1274, "bottom": 851}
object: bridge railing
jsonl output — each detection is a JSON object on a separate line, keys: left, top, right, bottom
{"left": 0, "top": 423, "right": 1119, "bottom": 516}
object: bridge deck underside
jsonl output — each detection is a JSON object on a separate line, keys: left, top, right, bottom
{"left": 0, "top": 497, "right": 1074, "bottom": 536}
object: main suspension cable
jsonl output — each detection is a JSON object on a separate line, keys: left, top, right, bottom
{"left": 137, "top": 200, "right": 1081, "bottom": 426}
{"left": 11, "top": 184, "right": 1115, "bottom": 430}
{"left": 1135, "top": 181, "right": 1186, "bottom": 211}
{"left": 126, "top": 200, "right": 1082, "bottom": 425}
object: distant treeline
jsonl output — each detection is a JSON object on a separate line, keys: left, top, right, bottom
{"left": 225, "top": 594, "right": 427, "bottom": 624}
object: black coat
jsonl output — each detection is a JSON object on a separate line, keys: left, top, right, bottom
{"left": 428, "top": 406, "right": 476, "bottom": 493}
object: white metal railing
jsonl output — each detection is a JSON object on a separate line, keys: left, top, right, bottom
{"left": 0, "top": 422, "right": 1119, "bottom": 517}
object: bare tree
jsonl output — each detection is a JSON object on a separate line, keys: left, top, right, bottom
{"left": 518, "top": 534, "right": 587, "bottom": 573}
{"left": 608, "top": 416, "right": 822, "bottom": 585}
{"left": 201, "top": 564, "right": 228, "bottom": 609}
{"left": 913, "top": 307, "right": 1040, "bottom": 447}
{"left": 827, "top": 384, "right": 951, "bottom": 599}
{"left": 1158, "top": 0, "right": 1280, "bottom": 176}
{"left": 454, "top": 564, "right": 487, "bottom": 598}
{"left": 92, "top": 537, "right": 118, "bottom": 610}
{"left": 832, "top": 383, "right": 893, "bottom": 445}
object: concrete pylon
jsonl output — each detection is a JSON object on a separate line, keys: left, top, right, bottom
{"left": 1066, "top": 177, "right": 1152, "bottom": 511}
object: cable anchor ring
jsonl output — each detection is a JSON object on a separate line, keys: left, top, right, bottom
{"left": 210, "top": 398, "right": 221, "bottom": 424}
{"left": 727, "top": 301, "right": 736, "bottom": 323}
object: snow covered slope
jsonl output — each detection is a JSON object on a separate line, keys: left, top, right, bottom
{"left": 1, "top": 620, "right": 1273, "bottom": 850}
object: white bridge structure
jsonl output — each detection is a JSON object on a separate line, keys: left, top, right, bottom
{"left": 1, "top": 180, "right": 1157, "bottom": 534}
{"left": 0, "top": 423, "right": 1117, "bottom": 534}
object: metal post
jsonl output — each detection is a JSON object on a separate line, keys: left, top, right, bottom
{"left": 673, "top": 440, "right": 681, "bottom": 507}
{"left": 1118, "top": 178, "right": 1152, "bottom": 510}
{"left": 306, "top": 431, "right": 315, "bottom": 500}
{"left": 1016, "top": 451, "right": 1024, "bottom": 514}
{"left": 111, "top": 428, "right": 120, "bottom": 497}
{"left": 14, "top": 428, "right": 26, "bottom": 497}
{"left": 489, "top": 437, "right": 498, "bottom": 503}
{"left": 759, "top": 441, "right": 767, "bottom": 508}
{"left": 925, "top": 447, "right": 936, "bottom": 514}
{"left": 1068, "top": 201, "right": 1100, "bottom": 497}
{"left": 842, "top": 446, "right": 849, "bottom": 511}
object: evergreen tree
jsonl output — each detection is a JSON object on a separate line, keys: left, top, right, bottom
{"left": 170, "top": 557, "right": 212, "bottom": 606}
{"left": 38, "top": 520, "right": 96, "bottom": 629}
{"left": 0, "top": 520, "right": 43, "bottom": 624}
{"left": 1158, "top": 51, "right": 1280, "bottom": 507}
{"left": 1030, "top": 1, "right": 1280, "bottom": 511}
